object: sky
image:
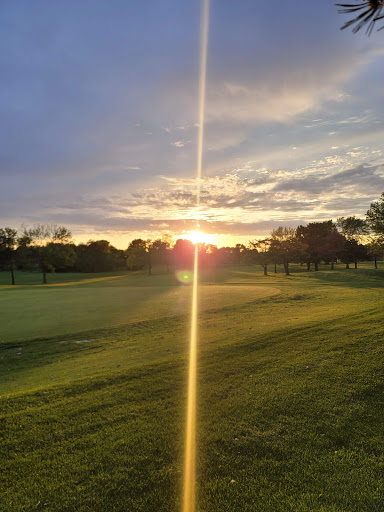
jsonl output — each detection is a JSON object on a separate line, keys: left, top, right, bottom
{"left": 1, "top": 0, "right": 384, "bottom": 248}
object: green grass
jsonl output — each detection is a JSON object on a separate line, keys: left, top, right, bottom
{"left": 1, "top": 265, "right": 384, "bottom": 511}
{"left": 0, "top": 269, "right": 277, "bottom": 344}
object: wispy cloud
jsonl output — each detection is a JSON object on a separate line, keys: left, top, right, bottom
{"left": 2, "top": 1, "right": 384, "bottom": 246}
{"left": 20, "top": 152, "right": 380, "bottom": 244}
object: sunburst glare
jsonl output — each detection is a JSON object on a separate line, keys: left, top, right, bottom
{"left": 182, "top": 230, "right": 215, "bottom": 245}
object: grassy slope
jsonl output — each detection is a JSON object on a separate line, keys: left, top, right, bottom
{"left": 0, "top": 268, "right": 278, "bottom": 344}
{"left": 1, "top": 266, "right": 384, "bottom": 511}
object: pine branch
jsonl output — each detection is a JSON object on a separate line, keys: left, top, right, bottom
{"left": 336, "top": 0, "right": 384, "bottom": 34}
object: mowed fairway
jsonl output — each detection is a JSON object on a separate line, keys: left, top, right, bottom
{"left": 1, "top": 266, "right": 384, "bottom": 511}
{"left": 0, "top": 272, "right": 278, "bottom": 344}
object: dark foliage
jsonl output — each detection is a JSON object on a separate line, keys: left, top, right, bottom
{"left": 337, "top": 1, "right": 384, "bottom": 34}
{"left": 366, "top": 192, "right": 384, "bottom": 234}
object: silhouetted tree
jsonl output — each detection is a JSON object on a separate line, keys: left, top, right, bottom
{"left": 78, "top": 240, "right": 116, "bottom": 272}
{"left": 366, "top": 235, "right": 384, "bottom": 268}
{"left": 339, "top": 239, "right": 368, "bottom": 269}
{"left": 336, "top": 216, "right": 369, "bottom": 241}
{"left": 216, "top": 247, "right": 233, "bottom": 266}
{"left": 249, "top": 238, "right": 272, "bottom": 275}
{"left": 74, "top": 240, "right": 124, "bottom": 272}
{"left": 172, "top": 239, "right": 194, "bottom": 269}
{"left": 126, "top": 239, "right": 149, "bottom": 272}
{"left": 21, "top": 225, "right": 74, "bottom": 283}
{"left": 297, "top": 221, "right": 345, "bottom": 271}
{"left": 233, "top": 244, "right": 246, "bottom": 265}
{"left": 204, "top": 244, "right": 219, "bottom": 268}
{"left": 366, "top": 192, "right": 384, "bottom": 235}
{"left": 0, "top": 227, "right": 18, "bottom": 285}
{"left": 150, "top": 237, "right": 173, "bottom": 272}
{"left": 270, "top": 227, "right": 307, "bottom": 276}
{"left": 321, "top": 229, "right": 346, "bottom": 270}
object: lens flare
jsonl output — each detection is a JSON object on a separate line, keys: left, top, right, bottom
{"left": 182, "top": 1, "right": 210, "bottom": 512}
{"left": 176, "top": 270, "right": 194, "bottom": 284}
{"left": 182, "top": 245, "right": 199, "bottom": 512}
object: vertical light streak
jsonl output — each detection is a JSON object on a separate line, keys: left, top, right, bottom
{"left": 182, "top": 245, "right": 199, "bottom": 512}
{"left": 196, "top": 0, "right": 209, "bottom": 210}
{"left": 182, "top": 2, "right": 209, "bottom": 512}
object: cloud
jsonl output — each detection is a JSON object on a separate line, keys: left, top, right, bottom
{"left": 273, "top": 163, "right": 384, "bottom": 198}
{"left": 2, "top": 0, "right": 384, "bottom": 247}
{"left": 202, "top": 47, "right": 378, "bottom": 125}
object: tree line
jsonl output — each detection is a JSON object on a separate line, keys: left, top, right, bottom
{"left": 1, "top": 193, "right": 384, "bottom": 284}
{"left": 249, "top": 192, "right": 384, "bottom": 275}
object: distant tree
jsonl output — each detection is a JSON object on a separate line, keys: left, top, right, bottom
{"left": 366, "top": 235, "right": 384, "bottom": 268}
{"left": 204, "top": 244, "right": 219, "bottom": 268}
{"left": 297, "top": 222, "right": 327, "bottom": 271}
{"left": 270, "top": 226, "right": 307, "bottom": 276}
{"left": 150, "top": 237, "right": 173, "bottom": 273}
{"left": 21, "top": 225, "right": 75, "bottom": 283}
{"left": 109, "top": 246, "right": 127, "bottom": 270}
{"left": 216, "top": 246, "right": 233, "bottom": 266}
{"left": 337, "top": 216, "right": 370, "bottom": 242}
{"left": 172, "top": 239, "right": 194, "bottom": 269}
{"left": 16, "top": 231, "right": 34, "bottom": 271}
{"left": 127, "top": 238, "right": 165, "bottom": 275}
{"left": 249, "top": 238, "right": 272, "bottom": 275}
{"left": 145, "top": 239, "right": 155, "bottom": 275}
{"left": 75, "top": 240, "right": 122, "bottom": 273}
{"left": 126, "top": 239, "right": 149, "bottom": 272}
{"left": 233, "top": 244, "right": 246, "bottom": 265}
{"left": 268, "top": 242, "right": 285, "bottom": 273}
{"left": 73, "top": 243, "right": 88, "bottom": 272}
{"left": 196, "top": 243, "right": 208, "bottom": 268}
{"left": 339, "top": 239, "right": 368, "bottom": 269}
{"left": 320, "top": 232, "right": 346, "bottom": 270}
{"left": 0, "top": 227, "right": 18, "bottom": 285}
{"left": 45, "top": 242, "right": 77, "bottom": 272}
{"left": 366, "top": 192, "right": 384, "bottom": 235}
{"left": 297, "top": 221, "right": 345, "bottom": 271}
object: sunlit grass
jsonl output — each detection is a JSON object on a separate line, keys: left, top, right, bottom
{"left": 0, "top": 281, "right": 276, "bottom": 346}
{"left": 1, "top": 265, "right": 384, "bottom": 510}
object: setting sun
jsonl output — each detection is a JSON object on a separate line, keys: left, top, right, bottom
{"left": 182, "top": 230, "right": 215, "bottom": 245}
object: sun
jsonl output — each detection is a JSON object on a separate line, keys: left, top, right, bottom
{"left": 182, "top": 230, "right": 215, "bottom": 245}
